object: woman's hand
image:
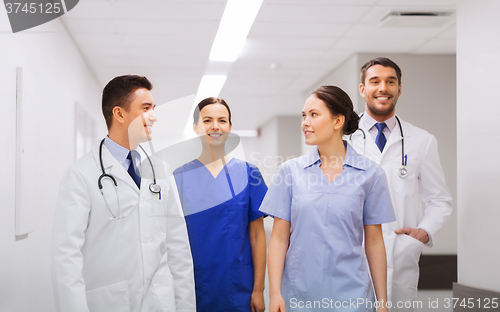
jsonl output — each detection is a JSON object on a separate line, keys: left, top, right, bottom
{"left": 269, "top": 294, "right": 286, "bottom": 312}
{"left": 377, "top": 303, "right": 389, "bottom": 312}
{"left": 250, "top": 290, "right": 265, "bottom": 312}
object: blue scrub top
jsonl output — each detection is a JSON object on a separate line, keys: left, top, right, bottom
{"left": 259, "top": 143, "right": 396, "bottom": 312}
{"left": 173, "top": 158, "right": 267, "bottom": 312}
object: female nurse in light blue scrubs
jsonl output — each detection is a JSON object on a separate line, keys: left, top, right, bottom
{"left": 173, "top": 97, "right": 267, "bottom": 312}
{"left": 261, "top": 86, "right": 396, "bottom": 312}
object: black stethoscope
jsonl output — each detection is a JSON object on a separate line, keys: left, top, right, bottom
{"left": 98, "top": 138, "right": 161, "bottom": 219}
{"left": 349, "top": 115, "right": 408, "bottom": 179}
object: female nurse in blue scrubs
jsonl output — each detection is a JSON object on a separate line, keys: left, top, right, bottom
{"left": 173, "top": 97, "right": 267, "bottom": 312}
{"left": 261, "top": 86, "right": 396, "bottom": 312}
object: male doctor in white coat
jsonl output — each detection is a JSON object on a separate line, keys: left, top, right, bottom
{"left": 51, "top": 75, "right": 196, "bottom": 312}
{"left": 347, "top": 58, "right": 452, "bottom": 311}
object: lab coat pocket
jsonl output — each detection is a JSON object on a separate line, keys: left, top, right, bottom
{"left": 392, "top": 234, "right": 423, "bottom": 287}
{"left": 231, "top": 263, "right": 254, "bottom": 309}
{"left": 154, "top": 199, "right": 167, "bottom": 234}
{"left": 145, "top": 182, "right": 167, "bottom": 234}
{"left": 391, "top": 162, "right": 416, "bottom": 195}
{"left": 86, "top": 281, "right": 130, "bottom": 312}
{"left": 142, "top": 272, "right": 176, "bottom": 311}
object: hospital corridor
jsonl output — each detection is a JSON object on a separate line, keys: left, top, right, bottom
{"left": 1, "top": 0, "right": 499, "bottom": 311}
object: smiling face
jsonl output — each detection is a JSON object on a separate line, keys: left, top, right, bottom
{"left": 194, "top": 103, "right": 232, "bottom": 147}
{"left": 360, "top": 64, "right": 401, "bottom": 121}
{"left": 301, "top": 95, "right": 343, "bottom": 146}
{"left": 126, "top": 87, "right": 157, "bottom": 146}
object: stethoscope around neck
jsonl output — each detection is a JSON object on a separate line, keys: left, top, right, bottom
{"left": 349, "top": 115, "right": 408, "bottom": 179}
{"left": 98, "top": 138, "right": 161, "bottom": 220}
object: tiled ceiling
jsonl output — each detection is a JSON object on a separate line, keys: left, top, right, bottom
{"left": 61, "top": 0, "right": 457, "bottom": 131}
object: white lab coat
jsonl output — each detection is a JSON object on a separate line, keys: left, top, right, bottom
{"left": 347, "top": 115, "right": 452, "bottom": 310}
{"left": 51, "top": 141, "right": 196, "bottom": 312}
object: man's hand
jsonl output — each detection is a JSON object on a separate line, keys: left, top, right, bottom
{"left": 250, "top": 290, "right": 265, "bottom": 312}
{"left": 395, "top": 228, "right": 429, "bottom": 244}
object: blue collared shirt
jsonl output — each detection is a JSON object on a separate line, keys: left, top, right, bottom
{"left": 363, "top": 113, "right": 397, "bottom": 142}
{"left": 259, "top": 143, "right": 395, "bottom": 311}
{"left": 103, "top": 136, "right": 141, "bottom": 172}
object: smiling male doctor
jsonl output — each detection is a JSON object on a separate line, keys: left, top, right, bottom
{"left": 51, "top": 75, "right": 195, "bottom": 312}
{"left": 347, "top": 58, "right": 452, "bottom": 311}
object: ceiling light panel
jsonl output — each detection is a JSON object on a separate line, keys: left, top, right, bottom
{"left": 195, "top": 75, "right": 227, "bottom": 102}
{"left": 209, "top": 0, "right": 264, "bottom": 62}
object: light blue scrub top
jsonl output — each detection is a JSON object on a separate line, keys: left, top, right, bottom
{"left": 259, "top": 143, "right": 396, "bottom": 312}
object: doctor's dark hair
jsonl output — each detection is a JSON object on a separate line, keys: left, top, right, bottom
{"left": 310, "top": 86, "right": 359, "bottom": 135}
{"left": 360, "top": 57, "right": 402, "bottom": 86}
{"left": 193, "top": 97, "right": 232, "bottom": 125}
{"left": 102, "top": 75, "right": 153, "bottom": 129}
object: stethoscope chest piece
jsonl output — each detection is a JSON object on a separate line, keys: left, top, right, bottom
{"left": 149, "top": 183, "right": 161, "bottom": 194}
{"left": 398, "top": 167, "right": 408, "bottom": 179}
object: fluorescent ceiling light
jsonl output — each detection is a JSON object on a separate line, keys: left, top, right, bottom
{"left": 194, "top": 74, "right": 227, "bottom": 104}
{"left": 184, "top": 75, "right": 228, "bottom": 135}
{"left": 209, "top": 0, "right": 264, "bottom": 62}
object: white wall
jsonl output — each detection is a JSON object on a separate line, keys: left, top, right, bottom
{"left": 456, "top": 0, "right": 500, "bottom": 292}
{"left": 254, "top": 116, "right": 302, "bottom": 184}
{"left": 308, "top": 53, "right": 361, "bottom": 111}
{"left": 0, "top": 14, "right": 102, "bottom": 312}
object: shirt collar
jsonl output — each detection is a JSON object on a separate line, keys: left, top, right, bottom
{"left": 303, "top": 146, "right": 321, "bottom": 168}
{"left": 303, "top": 142, "right": 367, "bottom": 171}
{"left": 104, "top": 136, "right": 141, "bottom": 168}
{"left": 362, "top": 113, "right": 397, "bottom": 132}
